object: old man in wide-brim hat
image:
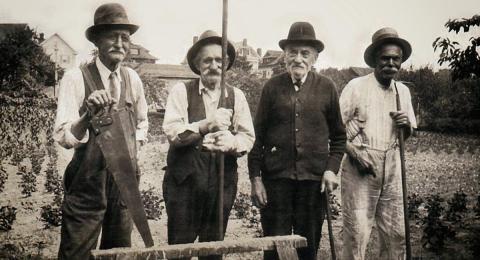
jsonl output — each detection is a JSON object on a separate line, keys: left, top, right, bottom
{"left": 339, "top": 27, "right": 417, "bottom": 260}
{"left": 162, "top": 30, "right": 254, "bottom": 259}
{"left": 248, "top": 21, "right": 346, "bottom": 260}
{"left": 54, "top": 3, "right": 148, "bottom": 259}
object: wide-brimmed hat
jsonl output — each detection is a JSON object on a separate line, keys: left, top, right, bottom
{"left": 279, "top": 22, "right": 324, "bottom": 53}
{"left": 186, "top": 30, "right": 236, "bottom": 75}
{"left": 364, "top": 27, "right": 412, "bottom": 68}
{"left": 85, "top": 3, "right": 139, "bottom": 42}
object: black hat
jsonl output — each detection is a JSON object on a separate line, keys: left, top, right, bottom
{"left": 85, "top": 3, "right": 139, "bottom": 42}
{"left": 186, "top": 30, "right": 236, "bottom": 75}
{"left": 279, "top": 22, "right": 324, "bottom": 53}
{"left": 364, "top": 27, "right": 412, "bottom": 68}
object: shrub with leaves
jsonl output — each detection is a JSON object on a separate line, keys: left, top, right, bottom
{"left": 0, "top": 206, "right": 17, "bottom": 231}
{"left": 232, "top": 192, "right": 262, "bottom": 237}
{"left": 408, "top": 192, "right": 425, "bottom": 220}
{"left": 422, "top": 194, "right": 455, "bottom": 252}
{"left": 18, "top": 165, "right": 37, "bottom": 197}
{"left": 328, "top": 192, "right": 341, "bottom": 220}
{"left": 0, "top": 242, "right": 43, "bottom": 259}
{"left": 445, "top": 191, "right": 468, "bottom": 222}
{"left": 39, "top": 193, "right": 62, "bottom": 229}
{"left": 141, "top": 187, "right": 163, "bottom": 220}
{"left": 0, "top": 166, "right": 7, "bottom": 193}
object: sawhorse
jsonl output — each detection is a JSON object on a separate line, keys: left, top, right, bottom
{"left": 91, "top": 235, "right": 307, "bottom": 260}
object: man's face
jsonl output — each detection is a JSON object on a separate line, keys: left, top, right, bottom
{"left": 95, "top": 29, "right": 131, "bottom": 69}
{"left": 284, "top": 44, "right": 318, "bottom": 80}
{"left": 374, "top": 44, "right": 403, "bottom": 84}
{"left": 195, "top": 44, "right": 224, "bottom": 89}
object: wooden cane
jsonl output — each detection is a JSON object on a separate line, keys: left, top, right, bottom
{"left": 394, "top": 82, "right": 412, "bottom": 260}
{"left": 218, "top": 0, "right": 229, "bottom": 242}
{"left": 324, "top": 189, "right": 337, "bottom": 260}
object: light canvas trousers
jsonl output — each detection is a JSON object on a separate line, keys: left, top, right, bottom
{"left": 341, "top": 147, "right": 406, "bottom": 260}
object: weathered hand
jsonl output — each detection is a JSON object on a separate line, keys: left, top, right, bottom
{"left": 390, "top": 111, "right": 410, "bottom": 128}
{"left": 250, "top": 177, "right": 268, "bottom": 208}
{"left": 321, "top": 170, "right": 338, "bottom": 192}
{"left": 202, "top": 130, "right": 236, "bottom": 153}
{"left": 86, "top": 90, "right": 116, "bottom": 114}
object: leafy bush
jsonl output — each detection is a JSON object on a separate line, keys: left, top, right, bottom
{"left": 141, "top": 187, "right": 164, "bottom": 220}
{"left": 0, "top": 166, "right": 7, "bottom": 193}
{"left": 232, "top": 192, "right": 262, "bottom": 237}
{"left": 408, "top": 192, "right": 425, "bottom": 220}
{"left": 0, "top": 242, "right": 44, "bottom": 259}
{"left": 328, "top": 192, "right": 341, "bottom": 220}
{"left": 40, "top": 203, "right": 62, "bottom": 229}
{"left": 445, "top": 191, "right": 468, "bottom": 222}
{"left": 0, "top": 206, "right": 17, "bottom": 231}
{"left": 18, "top": 165, "right": 37, "bottom": 197}
{"left": 422, "top": 194, "right": 455, "bottom": 252}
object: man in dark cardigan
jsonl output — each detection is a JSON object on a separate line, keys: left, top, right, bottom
{"left": 248, "top": 21, "right": 346, "bottom": 260}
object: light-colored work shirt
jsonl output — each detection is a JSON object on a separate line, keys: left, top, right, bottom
{"left": 162, "top": 80, "right": 255, "bottom": 154}
{"left": 54, "top": 58, "right": 148, "bottom": 149}
{"left": 340, "top": 73, "right": 417, "bottom": 151}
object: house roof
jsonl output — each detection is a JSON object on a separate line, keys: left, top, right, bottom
{"left": 233, "top": 41, "right": 261, "bottom": 59}
{"left": 259, "top": 52, "right": 285, "bottom": 68}
{"left": 132, "top": 63, "right": 198, "bottom": 79}
{"left": 127, "top": 43, "right": 158, "bottom": 61}
{"left": 263, "top": 50, "right": 282, "bottom": 58}
{"left": 40, "top": 33, "right": 77, "bottom": 55}
{"left": 0, "top": 23, "right": 27, "bottom": 40}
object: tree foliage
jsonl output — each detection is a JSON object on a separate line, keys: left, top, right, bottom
{"left": 433, "top": 15, "right": 480, "bottom": 81}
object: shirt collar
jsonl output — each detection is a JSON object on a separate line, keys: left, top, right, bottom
{"left": 95, "top": 57, "right": 122, "bottom": 84}
{"left": 370, "top": 72, "right": 394, "bottom": 91}
{"left": 198, "top": 79, "right": 228, "bottom": 98}
{"left": 291, "top": 72, "right": 308, "bottom": 85}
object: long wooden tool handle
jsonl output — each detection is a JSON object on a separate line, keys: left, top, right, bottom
{"left": 218, "top": 0, "right": 229, "bottom": 242}
{"left": 394, "top": 83, "right": 412, "bottom": 260}
{"left": 324, "top": 189, "right": 336, "bottom": 260}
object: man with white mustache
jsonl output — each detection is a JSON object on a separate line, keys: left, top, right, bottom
{"left": 248, "top": 22, "right": 346, "bottom": 260}
{"left": 53, "top": 3, "right": 148, "bottom": 259}
{"left": 162, "top": 30, "right": 254, "bottom": 260}
{"left": 339, "top": 27, "right": 417, "bottom": 260}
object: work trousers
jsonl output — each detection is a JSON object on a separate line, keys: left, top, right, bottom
{"left": 163, "top": 155, "right": 238, "bottom": 260}
{"left": 341, "top": 147, "right": 406, "bottom": 260}
{"left": 59, "top": 168, "right": 133, "bottom": 260}
{"left": 261, "top": 179, "right": 326, "bottom": 260}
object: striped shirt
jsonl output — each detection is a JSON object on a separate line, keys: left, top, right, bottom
{"left": 339, "top": 73, "right": 417, "bottom": 151}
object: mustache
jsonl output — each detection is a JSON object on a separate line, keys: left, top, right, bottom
{"left": 109, "top": 48, "right": 126, "bottom": 55}
{"left": 205, "top": 69, "right": 221, "bottom": 76}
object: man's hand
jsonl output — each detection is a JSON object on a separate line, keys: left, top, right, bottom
{"left": 86, "top": 90, "right": 116, "bottom": 114}
{"left": 202, "top": 130, "right": 236, "bottom": 153}
{"left": 390, "top": 111, "right": 410, "bottom": 128}
{"left": 321, "top": 170, "right": 339, "bottom": 193}
{"left": 199, "top": 108, "right": 233, "bottom": 134}
{"left": 250, "top": 177, "right": 268, "bottom": 208}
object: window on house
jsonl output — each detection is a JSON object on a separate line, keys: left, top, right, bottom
{"left": 130, "top": 48, "right": 139, "bottom": 55}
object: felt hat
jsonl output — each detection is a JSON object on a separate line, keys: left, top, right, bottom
{"left": 85, "top": 3, "right": 139, "bottom": 42}
{"left": 364, "top": 27, "right": 412, "bottom": 67}
{"left": 186, "top": 30, "right": 236, "bottom": 75}
{"left": 279, "top": 21, "right": 324, "bottom": 53}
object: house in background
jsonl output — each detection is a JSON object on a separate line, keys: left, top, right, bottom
{"left": 233, "top": 39, "right": 262, "bottom": 71}
{"left": 126, "top": 43, "right": 158, "bottom": 64}
{"left": 40, "top": 33, "right": 77, "bottom": 70}
{"left": 258, "top": 50, "right": 284, "bottom": 79}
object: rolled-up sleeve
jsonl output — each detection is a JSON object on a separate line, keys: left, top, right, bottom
{"left": 53, "top": 69, "right": 89, "bottom": 149}
{"left": 162, "top": 82, "right": 202, "bottom": 145}
{"left": 232, "top": 88, "right": 255, "bottom": 154}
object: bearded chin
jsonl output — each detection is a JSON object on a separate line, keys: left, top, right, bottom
{"left": 202, "top": 75, "right": 221, "bottom": 89}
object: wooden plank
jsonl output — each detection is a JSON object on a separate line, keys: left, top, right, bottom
{"left": 274, "top": 240, "right": 299, "bottom": 260}
{"left": 91, "top": 235, "right": 307, "bottom": 259}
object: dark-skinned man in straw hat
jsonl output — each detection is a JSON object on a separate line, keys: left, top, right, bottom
{"left": 248, "top": 21, "right": 346, "bottom": 260}
{"left": 53, "top": 3, "right": 148, "bottom": 259}
{"left": 162, "top": 30, "right": 255, "bottom": 260}
{"left": 339, "top": 27, "right": 417, "bottom": 260}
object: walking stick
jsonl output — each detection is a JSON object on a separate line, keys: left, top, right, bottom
{"left": 394, "top": 82, "right": 412, "bottom": 260}
{"left": 324, "top": 189, "right": 337, "bottom": 260}
{"left": 218, "top": 0, "right": 229, "bottom": 242}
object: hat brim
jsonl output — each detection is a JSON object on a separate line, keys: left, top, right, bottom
{"left": 278, "top": 39, "right": 324, "bottom": 53}
{"left": 364, "top": 37, "right": 412, "bottom": 68}
{"left": 86, "top": 23, "right": 139, "bottom": 42}
{"left": 187, "top": 36, "right": 236, "bottom": 75}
